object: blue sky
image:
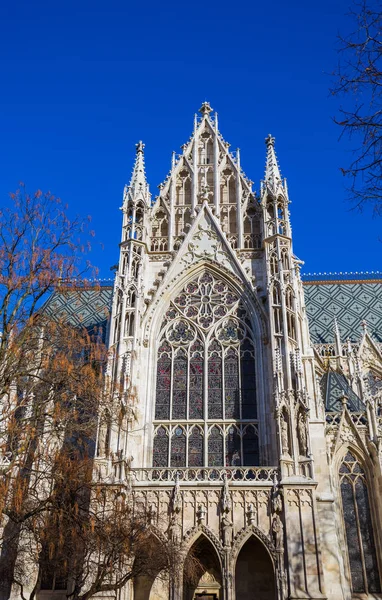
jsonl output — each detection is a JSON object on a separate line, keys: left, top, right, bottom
{"left": 1, "top": 0, "right": 381, "bottom": 278}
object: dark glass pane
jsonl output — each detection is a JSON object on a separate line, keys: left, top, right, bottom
{"left": 208, "top": 353, "right": 223, "bottom": 419}
{"left": 171, "top": 428, "right": 186, "bottom": 467}
{"left": 226, "top": 427, "right": 241, "bottom": 466}
{"left": 172, "top": 354, "right": 187, "bottom": 419}
{"left": 189, "top": 355, "right": 203, "bottom": 419}
{"left": 243, "top": 427, "right": 259, "bottom": 466}
{"left": 355, "top": 479, "right": 381, "bottom": 593}
{"left": 153, "top": 427, "right": 169, "bottom": 467}
{"left": 155, "top": 351, "right": 171, "bottom": 420}
{"left": 208, "top": 426, "right": 223, "bottom": 466}
{"left": 188, "top": 427, "right": 204, "bottom": 467}
{"left": 240, "top": 340, "right": 257, "bottom": 419}
{"left": 341, "top": 478, "right": 365, "bottom": 592}
{"left": 224, "top": 350, "right": 239, "bottom": 419}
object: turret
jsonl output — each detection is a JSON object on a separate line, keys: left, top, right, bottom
{"left": 262, "top": 135, "right": 313, "bottom": 479}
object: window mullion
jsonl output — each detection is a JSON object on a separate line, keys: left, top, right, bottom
{"left": 353, "top": 475, "right": 369, "bottom": 594}
{"left": 203, "top": 340, "right": 208, "bottom": 467}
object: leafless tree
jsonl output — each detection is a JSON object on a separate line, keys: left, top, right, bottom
{"left": 331, "top": 0, "right": 382, "bottom": 213}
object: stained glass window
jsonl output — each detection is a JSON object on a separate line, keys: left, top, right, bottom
{"left": 189, "top": 341, "right": 203, "bottom": 419}
{"left": 171, "top": 427, "right": 186, "bottom": 467}
{"left": 155, "top": 342, "right": 171, "bottom": 420}
{"left": 153, "top": 427, "right": 169, "bottom": 468}
{"left": 226, "top": 426, "right": 241, "bottom": 466}
{"left": 243, "top": 426, "right": 259, "bottom": 466}
{"left": 340, "top": 452, "right": 380, "bottom": 594}
{"left": 188, "top": 427, "right": 204, "bottom": 467}
{"left": 241, "top": 339, "right": 257, "bottom": 419}
{"left": 172, "top": 351, "right": 187, "bottom": 419}
{"left": 224, "top": 349, "right": 239, "bottom": 419}
{"left": 153, "top": 272, "right": 259, "bottom": 468}
{"left": 208, "top": 340, "right": 223, "bottom": 419}
{"left": 208, "top": 426, "right": 224, "bottom": 466}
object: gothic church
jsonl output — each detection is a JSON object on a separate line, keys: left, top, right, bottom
{"left": 45, "top": 102, "right": 382, "bottom": 600}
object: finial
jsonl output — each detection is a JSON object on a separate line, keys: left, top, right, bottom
{"left": 334, "top": 318, "right": 342, "bottom": 356}
{"left": 136, "top": 140, "right": 145, "bottom": 154}
{"left": 214, "top": 111, "right": 218, "bottom": 131}
{"left": 199, "top": 101, "right": 213, "bottom": 116}
{"left": 172, "top": 151, "right": 176, "bottom": 169}
{"left": 361, "top": 320, "right": 368, "bottom": 333}
{"left": 194, "top": 113, "right": 198, "bottom": 132}
{"left": 264, "top": 133, "right": 282, "bottom": 190}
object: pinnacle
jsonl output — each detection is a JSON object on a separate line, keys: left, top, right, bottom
{"left": 127, "top": 141, "right": 149, "bottom": 201}
{"left": 264, "top": 133, "right": 282, "bottom": 190}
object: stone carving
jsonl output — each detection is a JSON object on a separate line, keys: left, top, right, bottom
{"left": 297, "top": 411, "right": 308, "bottom": 456}
{"left": 246, "top": 502, "right": 256, "bottom": 525}
{"left": 171, "top": 471, "right": 181, "bottom": 514}
{"left": 221, "top": 513, "right": 233, "bottom": 547}
{"left": 196, "top": 504, "right": 206, "bottom": 524}
{"left": 167, "top": 510, "right": 182, "bottom": 545}
{"left": 147, "top": 503, "right": 156, "bottom": 525}
{"left": 280, "top": 410, "right": 290, "bottom": 455}
{"left": 271, "top": 479, "right": 283, "bottom": 514}
{"left": 272, "top": 514, "right": 284, "bottom": 552}
{"left": 221, "top": 472, "right": 232, "bottom": 513}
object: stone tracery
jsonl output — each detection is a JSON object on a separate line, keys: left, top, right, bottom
{"left": 153, "top": 271, "right": 258, "bottom": 468}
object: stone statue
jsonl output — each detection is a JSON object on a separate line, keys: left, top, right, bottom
{"left": 221, "top": 513, "right": 233, "bottom": 547}
{"left": 196, "top": 504, "right": 206, "bottom": 524}
{"left": 280, "top": 413, "right": 289, "bottom": 455}
{"left": 246, "top": 502, "right": 256, "bottom": 525}
{"left": 297, "top": 411, "right": 308, "bottom": 456}
{"left": 272, "top": 514, "right": 284, "bottom": 551}
{"left": 221, "top": 472, "right": 232, "bottom": 513}
{"left": 168, "top": 510, "right": 182, "bottom": 545}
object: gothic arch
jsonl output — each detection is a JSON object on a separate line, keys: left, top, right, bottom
{"left": 231, "top": 525, "right": 276, "bottom": 565}
{"left": 145, "top": 260, "right": 267, "bottom": 347}
{"left": 182, "top": 530, "right": 224, "bottom": 600}
{"left": 182, "top": 525, "right": 224, "bottom": 563}
{"left": 142, "top": 260, "right": 272, "bottom": 468}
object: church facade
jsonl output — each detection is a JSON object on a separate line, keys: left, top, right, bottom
{"left": 61, "top": 103, "right": 382, "bottom": 600}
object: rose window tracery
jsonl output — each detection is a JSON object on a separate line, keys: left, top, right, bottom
{"left": 153, "top": 271, "right": 259, "bottom": 468}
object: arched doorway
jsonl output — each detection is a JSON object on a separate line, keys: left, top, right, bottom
{"left": 235, "top": 536, "right": 276, "bottom": 600}
{"left": 183, "top": 536, "right": 222, "bottom": 600}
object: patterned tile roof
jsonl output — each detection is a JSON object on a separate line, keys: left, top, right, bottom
{"left": 320, "top": 370, "right": 365, "bottom": 413}
{"left": 41, "top": 281, "right": 113, "bottom": 343}
{"left": 302, "top": 274, "right": 382, "bottom": 344}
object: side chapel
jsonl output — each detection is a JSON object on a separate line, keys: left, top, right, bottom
{"left": 46, "top": 102, "right": 382, "bottom": 600}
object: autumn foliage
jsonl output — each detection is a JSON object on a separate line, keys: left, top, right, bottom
{"left": 0, "top": 187, "right": 175, "bottom": 600}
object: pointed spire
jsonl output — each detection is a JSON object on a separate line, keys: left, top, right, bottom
{"left": 334, "top": 318, "right": 342, "bottom": 356}
{"left": 127, "top": 141, "right": 149, "bottom": 203}
{"left": 264, "top": 134, "right": 282, "bottom": 192}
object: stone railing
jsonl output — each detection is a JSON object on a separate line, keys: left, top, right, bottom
{"left": 326, "top": 412, "right": 368, "bottom": 428}
{"left": 129, "top": 466, "right": 278, "bottom": 484}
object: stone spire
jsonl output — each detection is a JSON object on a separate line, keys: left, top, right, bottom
{"left": 264, "top": 134, "right": 282, "bottom": 193}
{"left": 125, "top": 141, "right": 150, "bottom": 206}
{"left": 334, "top": 318, "right": 342, "bottom": 356}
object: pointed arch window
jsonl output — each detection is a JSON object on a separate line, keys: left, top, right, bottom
{"left": 153, "top": 426, "right": 169, "bottom": 467}
{"left": 171, "top": 427, "right": 186, "bottom": 467}
{"left": 340, "top": 452, "right": 380, "bottom": 594}
{"left": 152, "top": 272, "right": 259, "bottom": 468}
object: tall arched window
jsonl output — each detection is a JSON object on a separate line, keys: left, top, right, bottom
{"left": 340, "top": 452, "right": 380, "bottom": 594}
{"left": 152, "top": 272, "right": 259, "bottom": 467}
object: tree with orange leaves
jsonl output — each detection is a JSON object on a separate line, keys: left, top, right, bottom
{"left": 0, "top": 187, "right": 176, "bottom": 600}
